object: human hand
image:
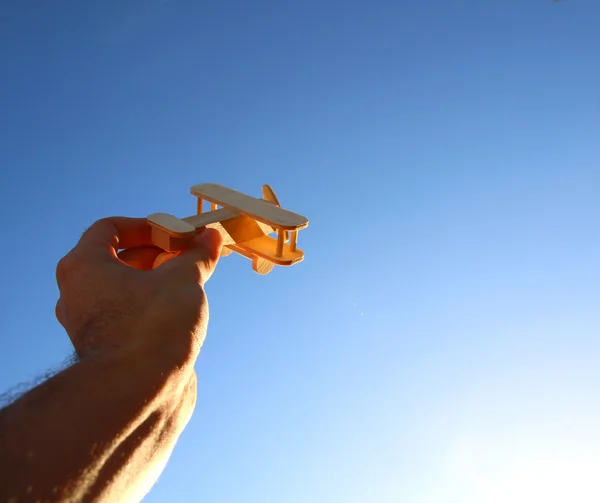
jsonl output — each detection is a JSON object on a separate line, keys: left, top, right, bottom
{"left": 55, "top": 217, "right": 223, "bottom": 364}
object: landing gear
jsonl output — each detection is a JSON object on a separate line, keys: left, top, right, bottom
{"left": 252, "top": 256, "right": 274, "bottom": 275}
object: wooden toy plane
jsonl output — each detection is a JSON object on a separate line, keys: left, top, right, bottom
{"left": 147, "top": 183, "right": 309, "bottom": 275}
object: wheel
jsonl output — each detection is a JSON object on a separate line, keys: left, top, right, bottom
{"left": 252, "top": 256, "right": 274, "bottom": 275}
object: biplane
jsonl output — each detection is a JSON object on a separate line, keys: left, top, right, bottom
{"left": 147, "top": 183, "right": 309, "bottom": 275}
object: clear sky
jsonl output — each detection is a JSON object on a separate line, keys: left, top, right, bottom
{"left": 1, "top": 1, "right": 600, "bottom": 501}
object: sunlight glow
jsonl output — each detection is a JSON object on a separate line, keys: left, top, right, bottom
{"left": 444, "top": 439, "right": 600, "bottom": 503}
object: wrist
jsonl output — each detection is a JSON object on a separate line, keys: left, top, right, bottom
{"left": 126, "top": 324, "right": 201, "bottom": 372}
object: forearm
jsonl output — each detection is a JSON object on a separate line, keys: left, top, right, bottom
{"left": 0, "top": 343, "right": 196, "bottom": 503}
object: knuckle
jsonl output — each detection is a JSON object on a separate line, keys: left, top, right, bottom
{"left": 81, "top": 217, "right": 118, "bottom": 241}
{"left": 56, "top": 247, "right": 90, "bottom": 284}
{"left": 55, "top": 299, "right": 66, "bottom": 326}
{"left": 93, "top": 216, "right": 115, "bottom": 228}
{"left": 55, "top": 255, "right": 72, "bottom": 284}
{"left": 82, "top": 217, "right": 109, "bottom": 237}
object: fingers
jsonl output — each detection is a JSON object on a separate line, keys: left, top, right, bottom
{"left": 70, "top": 217, "right": 223, "bottom": 284}
{"left": 152, "top": 251, "right": 180, "bottom": 269}
{"left": 77, "top": 217, "right": 154, "bottom": 261}
{"left": 157, "top": 228, "right": 223, "bottom": 285}
{"left": 55, "top": 299, "right": 67, "bottom": 327}
{"left": 56, "top": 299, "right": 73, "bottom": 341}
{"left": 117, "top": 246, "right": 164, "bottom": 271}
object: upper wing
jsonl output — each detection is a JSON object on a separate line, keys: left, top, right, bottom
{"left": 190, "top": 183, "right": 308, "bottom": 231}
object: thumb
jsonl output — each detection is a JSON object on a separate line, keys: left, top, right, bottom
{"left": 159, "top": 228, "right": 223, "bottom": 285}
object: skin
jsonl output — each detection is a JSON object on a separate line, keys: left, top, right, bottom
{"left": 0, "top": 217, "right": 223, "bottom": 503}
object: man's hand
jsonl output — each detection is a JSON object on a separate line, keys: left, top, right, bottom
{"left": 0, "top": 217, "right": 223, "bottom": 503}
{"left": 56, "top": 217, "right": 223, "bottom": 363}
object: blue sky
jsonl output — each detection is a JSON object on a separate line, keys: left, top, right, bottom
{"left": 1, "top": 1, "right": 600, "bottom": 501}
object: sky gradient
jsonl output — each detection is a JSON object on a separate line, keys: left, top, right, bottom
{"left": 1, "top": 1, "right": 600, "bottom": 502}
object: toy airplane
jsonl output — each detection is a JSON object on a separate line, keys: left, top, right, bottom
{"left": 147, "top": 183, "right": 309, "bottom": 275}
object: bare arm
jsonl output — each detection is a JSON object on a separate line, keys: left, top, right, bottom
{"left": 0, "top": 218, "right": 222, "bottom": 502}
{"left": 0, "top": 347, "right": 195, "bottom": 502}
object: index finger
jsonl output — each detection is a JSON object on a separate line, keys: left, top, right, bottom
{"left": 77, "top": 217, "right": 155, "bottom": 260}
